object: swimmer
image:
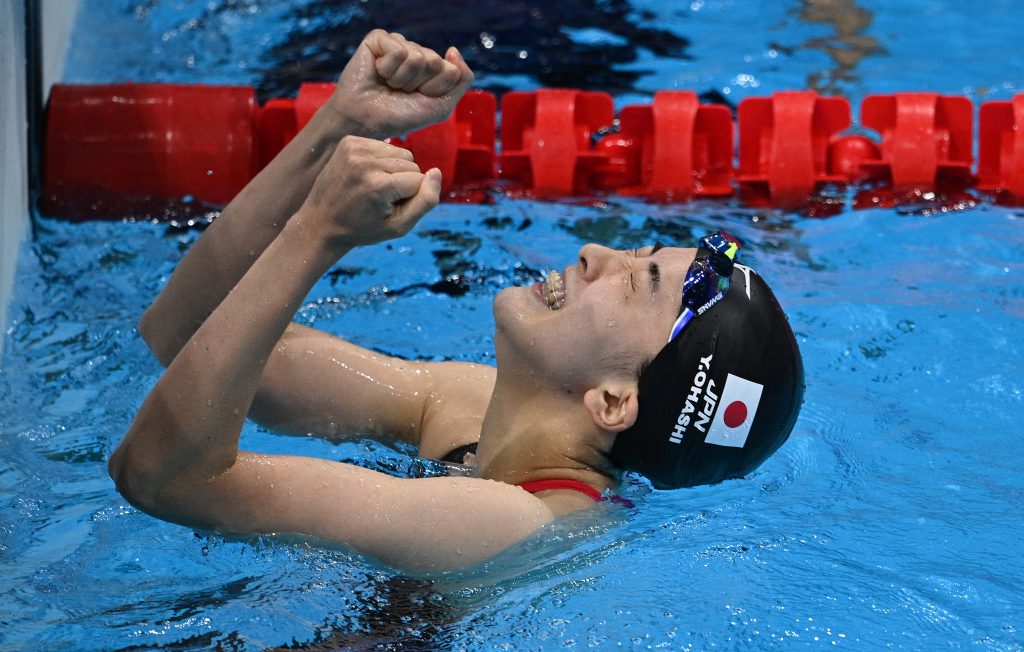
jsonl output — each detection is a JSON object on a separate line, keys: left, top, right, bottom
{"left": 108, "top": 30, "right": 804, "bottom": 573}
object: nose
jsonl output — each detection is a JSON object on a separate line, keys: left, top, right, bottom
{"left": 577, "top": 243, "right": 620, "bottom": 282}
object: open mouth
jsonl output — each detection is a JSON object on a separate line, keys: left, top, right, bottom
{"left": 542, "top": 270, "right": 566, "bottom": 310}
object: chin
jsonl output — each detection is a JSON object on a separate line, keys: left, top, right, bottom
{"left": 492, "top": 287, "right": 512, "bottom": 324}
{"left": 492, "top": 285, "right": 538, "bottom": 326}
{"left": 491, "top": 286, "right": 549, "bottom": 371}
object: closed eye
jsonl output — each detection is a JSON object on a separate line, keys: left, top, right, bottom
{"left": 629, "top": 242, "right": 666, "bottom": 293}
{"left": 642, "top": 242, "right": 665, "bottom": 295}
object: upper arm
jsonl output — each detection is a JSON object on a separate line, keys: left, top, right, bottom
{"left": 251, "top": 323, "right": 495, "bottom": 455}
{"left": 250, "top": 323, "right": 432, "bottom": 444}
{"left": 153, "top": 452, "right": 555, "bottom": 573}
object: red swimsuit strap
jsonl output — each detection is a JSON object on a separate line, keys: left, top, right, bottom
{"left": 518, "top": 478, "right": 603, "bottom": 501}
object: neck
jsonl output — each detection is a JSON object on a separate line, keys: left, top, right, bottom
{"left": 475, "top": 368, "right": 618, "bottom": 492}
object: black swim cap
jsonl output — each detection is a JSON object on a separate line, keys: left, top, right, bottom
{"left": 610, "top": 260, "right": 805, "bottom": 489}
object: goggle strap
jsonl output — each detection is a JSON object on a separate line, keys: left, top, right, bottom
{"left": 668, "top": 308, "right": 695, "bottom": 343}
{"left": 667, "top": 231, "right": 742, "bottom": 343}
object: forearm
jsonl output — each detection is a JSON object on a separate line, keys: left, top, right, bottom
{"left": 114, "top": 212, "right": 347, "bottom": 491}
{"left": 140, "top": 106, "right": 356, "bottom": 365}
{"left": 139, "top": 29, "right": 474, "bottom": 367}
{"left": 113, "top": 83, "right": 444, "bottom": 512}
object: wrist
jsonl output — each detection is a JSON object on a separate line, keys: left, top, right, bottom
{"left": 286, "top": 207, "right": 355, "bottom": 262}
{"left": 318, "top": 100, "right": 383, "bottom": 140}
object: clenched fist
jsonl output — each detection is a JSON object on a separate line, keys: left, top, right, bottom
{"left": 328, "top": 30, "right": 475, "bottom": 138}
{"left": 300, "top": 136, "right": 441, "bottom": 248}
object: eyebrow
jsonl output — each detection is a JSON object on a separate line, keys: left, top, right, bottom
{"left": 647, "top": 242, "right": 664, "bottom": 296}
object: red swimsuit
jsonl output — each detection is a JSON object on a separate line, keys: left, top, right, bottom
{"left": 441, "top": 444, "right": 633, "bottom": 506}
{"left": 519, "top": 478, "right": 634, "bottom": 507}
{"left": 518, "top": 478, "right": 604, "bottom": 501}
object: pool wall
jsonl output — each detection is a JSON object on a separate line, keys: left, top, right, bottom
{"left": 0, "top": 0, "right": 79, "bottom": 356}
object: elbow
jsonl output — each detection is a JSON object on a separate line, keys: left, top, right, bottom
{"left": 107, "top": 442, "right": 130, "bottom": 495}
{"left": 108, "top": 439, "right": 161, "bottom": 514}
{"left": 108, "top": 426, "right": 229, "bottom": 526}
{"left": 138, "top": 307, "right": 176, "bottom": 367}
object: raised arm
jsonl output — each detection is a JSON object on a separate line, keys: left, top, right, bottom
{"left": 109, "top": 138, "right": 552, "bottom": 574}
{"left": 139, "top": 30, "right": 474, "bottom": 366}
{"left": 137, "top": 31, "right": 486, "bottom": 450}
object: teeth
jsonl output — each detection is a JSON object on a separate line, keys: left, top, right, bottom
{"left": 543, "top": 270, "right": 565, "bottom": 310}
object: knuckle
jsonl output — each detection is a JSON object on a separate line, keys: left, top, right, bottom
{"left": 338, "top": 135, "right": 364, "bottom": 154}
{"left": 351, "top": 158, "right": 375, "bottom": 179}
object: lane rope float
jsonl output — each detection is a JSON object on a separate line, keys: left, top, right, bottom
{"left": 41, "top": 84, "right": 1024, "bottom": 218}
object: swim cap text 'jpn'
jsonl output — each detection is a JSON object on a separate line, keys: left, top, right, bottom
{"left": 611, "top": 262, "right": 805, "bottom": 489}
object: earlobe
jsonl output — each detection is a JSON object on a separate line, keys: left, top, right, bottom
{"left": 583, "top": 383, "right": 639, "bottom": 433}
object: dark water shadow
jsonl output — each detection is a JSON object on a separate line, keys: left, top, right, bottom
{"left": 257, "top": 0, "right": 691, "bottom": 100}
{"left": 265, "top": 576, "right": 459, "bottom": 651}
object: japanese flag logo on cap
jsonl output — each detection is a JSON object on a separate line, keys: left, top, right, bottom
{"left": 704, "top": 373, "right": 763, "bottom": 448}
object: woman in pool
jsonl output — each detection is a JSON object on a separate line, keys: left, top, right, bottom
{"left": 109, "top": 30, "right": 804, "bottom": 573}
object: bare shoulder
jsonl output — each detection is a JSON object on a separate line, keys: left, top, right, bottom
{"left": 420, "top": 359, "right": 496, "bottom": 401}
{"left": 415, "top": 360, "right": 496, "bottom": 459}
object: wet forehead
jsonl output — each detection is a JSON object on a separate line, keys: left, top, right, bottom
{"left": 657, "top": 246, "right": 698, "bottom": 268}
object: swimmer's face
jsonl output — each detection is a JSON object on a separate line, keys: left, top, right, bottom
{"left": 493, "top": 244, "right": 698, "bottom": 391}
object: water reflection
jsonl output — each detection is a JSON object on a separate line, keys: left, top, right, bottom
{"left": 258, "top": 0, "right": 690, "bottom": 99}
{"left": 789, "top": 0, "right": 885, "bottom": 92}
{"left": 266, "top": 576, "right": 458, "bottom": 651}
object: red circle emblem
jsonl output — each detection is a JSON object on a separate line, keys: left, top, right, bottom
{"left": 723, "top": 401, "right": 748, "bottom": 428}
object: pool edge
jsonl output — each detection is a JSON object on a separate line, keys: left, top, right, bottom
{"left": 0, "top": 0, "right": 79, "bottom": 360}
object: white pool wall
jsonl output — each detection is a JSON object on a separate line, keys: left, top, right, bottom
{"left": 0, "top": 1, "right": 29, "bottom": 356}
{"left": 0, "top": 0, "right": 80, "bottom": 359}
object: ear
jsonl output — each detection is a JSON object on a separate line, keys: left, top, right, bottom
{"left": 583, "top": 381, "right": 640, "bottom": 433}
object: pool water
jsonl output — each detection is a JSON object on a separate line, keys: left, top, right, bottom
{"left": 3, "top": 1, "right": 1024, "bottom": 649}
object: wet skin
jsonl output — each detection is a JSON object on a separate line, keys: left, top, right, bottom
{"left": 111, "top": 26, "right": 710, "bottom": 573}
{"left": 493, "top": 245, "right": 699, "bottom": 392}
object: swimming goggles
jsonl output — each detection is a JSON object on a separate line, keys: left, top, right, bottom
{"left": 667, "top": 231, "right": 741, "bottom": 342}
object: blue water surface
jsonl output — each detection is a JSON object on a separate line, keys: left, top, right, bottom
{"left": 2, "top": 1, "right": 1024, "bottom": 649}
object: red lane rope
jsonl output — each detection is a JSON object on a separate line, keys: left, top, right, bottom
{"left": 41, "top": 84, "right": 1024, "bottom": 219}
